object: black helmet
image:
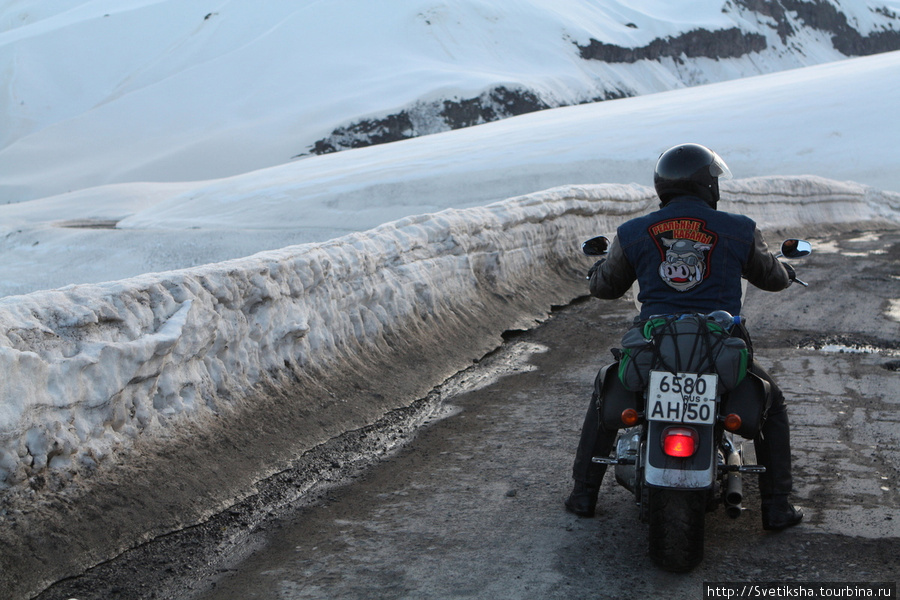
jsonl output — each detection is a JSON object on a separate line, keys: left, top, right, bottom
{"left": 654, "top": 143, "right": 732, "bottom": 208}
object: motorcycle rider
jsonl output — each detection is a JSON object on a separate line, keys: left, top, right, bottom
{"left": 566, "top": 143, "right": 803, "bottom": 531}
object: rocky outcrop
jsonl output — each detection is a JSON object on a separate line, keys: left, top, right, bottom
{"left": 308, "top": 87, "right": 551, "bottom": 155}
{"left": 736, "top": 0, "right": 900, "bottom": 53}
{"left": 781, "top": 0, "right": 900, "bottom": 55}
{"left": 580, "top": 0, "right": 900, "bottom": 61}
{"left": 580, "top": 0, "right": 900, "bottom": 64}
{"left": 307, "top": 86, "right": 627, "bottom": 156}
{"left": 576, "top": 27, "right": 767, "bottom": 63}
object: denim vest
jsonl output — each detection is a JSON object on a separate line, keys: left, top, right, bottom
{"left": 617, "top": 197, "right": 757, "bottom": 319}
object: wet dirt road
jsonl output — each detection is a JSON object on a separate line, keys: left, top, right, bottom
{"left": 38, "top": 229, "right": 900, "bottom": 600}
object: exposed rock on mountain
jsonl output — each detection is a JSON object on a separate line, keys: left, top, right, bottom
{"left": 576, "top": 28, "right": 768, "bottom": 63}
{"left": 307, "top": 86, "right": 628, "bottom": 156}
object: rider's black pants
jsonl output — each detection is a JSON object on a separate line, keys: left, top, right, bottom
{"left": 571, "top": 360, "right": 793, "bottom": 499}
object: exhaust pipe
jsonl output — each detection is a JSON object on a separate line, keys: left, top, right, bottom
{"left": 724, "top": 448, "right": 743, "bottom": 518}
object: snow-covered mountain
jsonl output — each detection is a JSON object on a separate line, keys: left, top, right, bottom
{"left": 2, "top": 0, "right": 900, "bottom": 203}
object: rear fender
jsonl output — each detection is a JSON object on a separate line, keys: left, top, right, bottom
{"left": 644, "top": 420, "right": 716, "bottom": 489}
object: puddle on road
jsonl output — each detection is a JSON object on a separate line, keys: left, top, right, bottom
{"left": 799, "top": 336, "right": 900, "bottom": 372}
{"left": 440, "top": 339, "right": 549, "bottom": 400}
{"left": 800, "top": 343, "right": 900, "bottom": 358}
{"left": 799, "top": 335, "right": 900, "bottom": 358}
{"left": 888, "top": 299, "right": 900, "bottom": 323}
{"left": 806, "top": 232, "right": 889, "bottom": 257}
{"left": 806, "top": 343, "right": 897, "bottom": 355}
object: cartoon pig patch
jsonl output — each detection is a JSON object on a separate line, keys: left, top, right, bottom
{"left": 659, "top": 238, "right": 711, "bottom": 291}
{"left": 648, "top": 218, "right": 718, "bottom": 292}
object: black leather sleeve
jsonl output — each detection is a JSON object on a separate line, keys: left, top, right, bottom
{"left": 742, "top": 228, "right": 792, "bottom": 291}
{"left": 589, "top": 236, "right": 637, "bottom": 299}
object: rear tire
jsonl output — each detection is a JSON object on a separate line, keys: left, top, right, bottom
{"left": 648, "top": 488, "right": 706, "bottom": 572}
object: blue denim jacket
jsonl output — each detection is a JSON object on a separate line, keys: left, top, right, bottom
{"left": 591, "top": 196, "right": 790, "bottom": 320}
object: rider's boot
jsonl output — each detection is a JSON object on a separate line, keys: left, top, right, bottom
{"left": 565, "top": 480, "right": 601, "bottom": 518}
{"left": 762, "top": 494, "right": 804, "bottom": 530}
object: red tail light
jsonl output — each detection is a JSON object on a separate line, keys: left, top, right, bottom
{"left": 662, "top": 427, "right": 699, "bottom": 457}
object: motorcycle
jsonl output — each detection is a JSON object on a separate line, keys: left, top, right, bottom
{"left": 581, "top": 235, "right": 811, "bottom": 572}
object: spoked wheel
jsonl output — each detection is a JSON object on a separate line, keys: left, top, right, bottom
{"left": 648, "top": 488, "right": 706, "bottom": 572}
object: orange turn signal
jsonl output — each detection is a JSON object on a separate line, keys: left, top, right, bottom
{"left": 621, "top": 408, "right": 641, "bottom": 427}
{"left": 723, "top": 413, "right": 742, "bottom": 432}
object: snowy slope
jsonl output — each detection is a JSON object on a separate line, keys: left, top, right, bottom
{"left": 2, "top": 0, "right": 900, "bottom": 203}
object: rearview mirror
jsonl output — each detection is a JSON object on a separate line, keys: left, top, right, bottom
{"left": 780, "top": 239, "right": 812, "bottom": 259}
{"left": 582, "top": 236, "right": 610, "bottom": 256}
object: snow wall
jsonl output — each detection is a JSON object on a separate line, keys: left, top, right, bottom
{"left": 2, "top": 176, "right": 899, "bottom": 599}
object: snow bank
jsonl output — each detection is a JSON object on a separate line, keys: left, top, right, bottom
{"left": 720, "top": 175, "right": 900, "bottom": 228}
{"left": 0, "top": 176, "right": 897, "bottom": 491}
{"left": 0, "top": 182, "right": 651, "bottom": 490}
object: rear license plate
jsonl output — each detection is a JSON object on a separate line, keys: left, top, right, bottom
{"left": 647, "top": 371, "right": 718, "bottom": 424}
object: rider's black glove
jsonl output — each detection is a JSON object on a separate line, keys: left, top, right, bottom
{"left": 587, "top": 258, "right": 606, "bottom": 280}
{"left": 781, "top": 261, "right": 796, "bottom": 283}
